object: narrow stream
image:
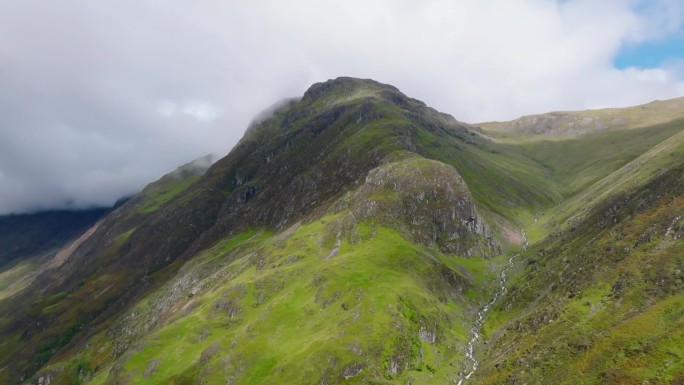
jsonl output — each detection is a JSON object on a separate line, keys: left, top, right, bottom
{"left": 457, "top": 230, "right": 527, "bottom": 385}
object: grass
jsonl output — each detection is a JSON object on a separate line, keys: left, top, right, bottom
{"left": 478, "top": 97, "right": 684, "bottom": 140}
{"left": 529, "top": 126, "right": 684, "bottom": 240}
{"left": 70, "top": 221, "right": 490, "bottom": 384}
{"left": 475, "top": 162, "right": 684, "bottom": 384}
{"left": 137, "top": 174, "right": 203, "bottom": 214}
{"left": 35, "top": 168, "right": 501, "bottom": 385}
{"left": 0, "top": 254, "right": 49, "bottom": 300}
{"left": 518, "top": 120, "right": 684, "bottom": 197}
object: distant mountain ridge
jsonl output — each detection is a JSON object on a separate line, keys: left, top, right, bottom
{"left": 478, "top": 96, "right": 684, "bottom": 139}
{"left": 0, "top": 208, "right": 109, "bottom": 268}
{"left": 0, "top": 208, "right": 110, "bottom": 303}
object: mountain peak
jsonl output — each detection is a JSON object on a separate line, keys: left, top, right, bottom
{"left": 239, "top": 76, "right": 437, "bottom": 148}
{"left": 302, "top": 76, "right": 405, "bottom": 103}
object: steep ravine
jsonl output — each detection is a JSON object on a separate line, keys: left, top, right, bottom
{"left": 458, "top": 230, "right": 528, "bottom": 384}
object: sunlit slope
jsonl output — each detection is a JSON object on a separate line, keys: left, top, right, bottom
{"left": 34, "top": 155, "right": 501, "bottom": 385}
{"left": 0, "top": 157, "right": 212, "bottom": 385}
{"left": 476, "top": 129, "right": 684, "bottom": 384}
{"left": 479, "top": 96, "right": 684, "bottom": 139}
{"left": 3, "top": 78, "right": 545, "bottom": 385}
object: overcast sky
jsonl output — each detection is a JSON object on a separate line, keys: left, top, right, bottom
{"left": 1, "top": 0, "right": 683, "bottom": 214}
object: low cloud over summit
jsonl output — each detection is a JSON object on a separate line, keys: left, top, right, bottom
{"left": 1, "top": 0, "right": 682, "bottom": 214}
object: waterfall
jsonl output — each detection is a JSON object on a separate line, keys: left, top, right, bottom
{"left": 457, "top": 230, "right": 527, "bottom": 384}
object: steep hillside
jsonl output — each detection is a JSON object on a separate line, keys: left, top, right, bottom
{"left": 0, "top": 156, "right": 214, "bottom": 384}
{"left": 473, "top": 101, "right": 684, "bottom": 383}
{"left": 1, "top": 77, "right": 532, "bottom": 385}
{"left": 1, "top": 77, "right": 682, "bottom": 385}
{"left": 477, "top": 145, "right": 684, "bottom": 384}
{"left": 34, "top": 155, "right": 502, "bottom": 385}
{"left": 0, "top": 209, "right": 109, "bottom": 300}
{"left": 0, "top": 209, "right": 109, "bottom": 269}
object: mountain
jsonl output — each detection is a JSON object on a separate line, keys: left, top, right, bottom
{"left": 0, "top": 77, "right": 682, "bottom": 385}
{"left": 478, "top": 132, "right": 684, "bottom": 384}
{"left": 0, "top": 208, "right": 110, "bottom": 301}
{"left": 0, "top": 155, "right": 214, "bottom": 384}
{"left": 0, "top": 209, "right": 109, "bottom": 268}
{"left": 479, "top": 97, "right": 684, "bottom": 139}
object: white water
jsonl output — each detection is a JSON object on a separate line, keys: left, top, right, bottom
{"left": 457, "top": 230, "right": 527, "bottom": 385}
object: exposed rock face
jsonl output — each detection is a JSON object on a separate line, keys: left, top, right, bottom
{"left": 48, "top": 220, "right": 103, "bottom": 269}
{"left": 330, "top": 156, "right": 499, "bottom": 257}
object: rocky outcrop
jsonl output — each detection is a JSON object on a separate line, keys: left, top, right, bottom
{"left": 329, "top": 155, "right": 499, "bottom": 257}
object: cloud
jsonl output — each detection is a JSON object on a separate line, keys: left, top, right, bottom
{"left": 0, "top": 0, "right": 682, "bottom": 214}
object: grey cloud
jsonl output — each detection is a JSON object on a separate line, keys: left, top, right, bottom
{"left": 0, "top": 0, "right": 682, "bottom": 214}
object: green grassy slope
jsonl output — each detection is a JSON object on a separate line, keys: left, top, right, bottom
{"left": 479, "top": 96, "right": 684, "bottom": 139}
{"left": 34, "top": 154, "right": 501, "bottom": 385}
{"left": 3, "top": 78, "right": 542, "bottom": 385}
{"left": 541, "top": 128, "right": 684, "bottom": 230}
{"left": 0, "top": 253, "right": 51, "bottom": 301}
{"left": 474, "top": 124, "right": 684, "bottom": 383}
{"left": 58, "top": 225, "right": 483, "bottom": 385}
{"left": 134, "top": 154, "right": 215, "bottom": 214}
{"left": 0, "top": 157, "right": 213, "bottom": 385}
{"left": 516, "top": 119, "right": 684, "bottom": 198}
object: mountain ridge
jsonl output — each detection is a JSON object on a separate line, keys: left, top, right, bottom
{"left": 0, "top": 77, "right": 682, "bottom": 385}
{"left": 478, "top": 96, "right": 684, "bottom": 140}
